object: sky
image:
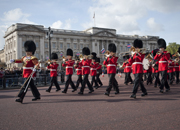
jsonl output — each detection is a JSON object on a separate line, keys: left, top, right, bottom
{"left": 0, "top": 0, "right": 180, "bottom": 49}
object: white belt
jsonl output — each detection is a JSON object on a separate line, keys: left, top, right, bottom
{"left": 132, "top": 62, "right": 142, "bottom": 65}
{"left": 82, "top": 66, "right": 90, "bottom": 68}
{"left": 107, "top": 64, "right": 116, "bottom": 67}
{"left": 50, "top": 69, "right": 56, "bottom": 71}
{"left": 23, "top": 67, "right": 33, "bottom": 70}
{"left": 91, "top": 68, "right": 97, "bottom": 70}
{"left": 76, "top": 69, "right": 82, "bottom": 70}
{"left": 66, "top": 66, "right": 73, "bottom": 68}
{"left": 125, "top": 66, "right": 131, "bottom": 68}
{"left": 159, "top": 61, "right": 167, "bottom": 63}
{"left": 174, "top": 66, "right": 179, "bottom": 68}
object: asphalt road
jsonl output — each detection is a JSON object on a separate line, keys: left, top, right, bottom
{"left": 0, "top": 74, "right": 180, "bottom": 130}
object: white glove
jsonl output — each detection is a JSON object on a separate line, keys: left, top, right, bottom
{"left": 33, "top": 68, "right": 36, "bottom": 72}
{"left": 10, "top": 59, "right": 15, "bottom": 63}
{"left": 48, "top": 62, "right": 51, "bottom": 64}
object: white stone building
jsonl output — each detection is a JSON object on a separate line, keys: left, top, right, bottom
{"left": 4, "top": 23, "right": 159, "bottom": 68}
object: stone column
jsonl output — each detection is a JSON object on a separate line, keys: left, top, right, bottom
{"left": 40, "top": 36, "right": 45, "bottom": 61}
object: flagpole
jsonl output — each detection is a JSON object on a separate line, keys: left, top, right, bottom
{"left": 93, "top": 12, "right": 96, "bottom": 27}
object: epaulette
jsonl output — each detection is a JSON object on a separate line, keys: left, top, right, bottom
{"left": 31, "top": 56, "right": 38, "bottom": 60}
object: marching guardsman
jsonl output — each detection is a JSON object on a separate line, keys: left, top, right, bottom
{"left": 146, "top": 54, "right": 153, "bottom": 85}
{"left": 90, "top": 52, "right": 99, "bottom": 89}
{"left": 74, "top": 55, "right": 83, "bottom": 89}
{"left": 46, "top": 53, "right": 61, "bottom": 92}
{"left": 128, "top": 39, "right": 147, "bottom": 98}
{"left": 153, "top": 38, "right": 170, "bottom": 93}
{"left": 10, "top": 40, "right": 41, "bottom": 103}
{"left": 96, "top": 57, "right": 103, "bottom": 88}
{"left": 151, "top": 49, "right": 161, "bottom": 88}
{"left": 62, "top": 49, "right": 76, "bottom": 93}
{"left": 103, "top": 43, "right": 119, "bottom": 96}
{"left": 173, "top": 47, "right": 180, "bottom": 84}
{"left": 78, "top": 47, "right": 94, "bottom": 94}
{"left": 167, "top": 54, "right": 174, "bottom": 85}
{"left": 122, "top": 53, "right": 133, "bottom": 85}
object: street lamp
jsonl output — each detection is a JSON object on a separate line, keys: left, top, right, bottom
{"left": 46, "top": 27, "right": 53, "bottom": 60}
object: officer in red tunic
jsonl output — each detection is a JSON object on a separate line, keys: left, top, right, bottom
{"left": 46, "top": 53, "right": 61, "bottom": 92}
{"left": 153, "top": 38, "right": 170, "bottom": 93}
{"left": 96, "top": 57, "right": 103, "bottom": 88}
{"left": 173, "top": 57, "right": 179, "bottom": 84}
{"left": 62, "top": 49, "right": 76, "bottom": 93}
{"left": 78, "top": 47, "right": 94, "bottom": 94}
{"left": 151, "top": 49, "right": 161, "bottom": 88}
{"left": 90, "top": 52, "right": 99, "bottom": 89}
{"left": 74, "top": 55, "right": 83, "bottom": 89}
{"left": 10, "top": 40, "right": 40, "bottom": 103}
{"left": 122, "top": 53, "right": 133, "bottom": 85}
{"left": 128, "top": 39, "right": 147, "bottom": 98}
{"left": 167, "top": 54, "right": 174, "bottom": 85}
{"left": 103, "top": 43, "right": 119, "bottom": 96}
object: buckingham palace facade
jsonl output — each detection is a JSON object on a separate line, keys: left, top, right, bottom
{"left": 4, "top": 23, "right": 159, "bottom": 68}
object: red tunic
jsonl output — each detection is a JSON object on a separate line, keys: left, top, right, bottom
{"left": 122, "top": 62, "right": 132, "bottom": 73}
{"left": 173, "top": 62, "right": 179, "bottom": 72}
{"left": 74, "top": 62, "right": 82, "bottom": 75}
{"left": 154, "top": 51, "right": 170, "bottom": 71}
{"left": 47, "top": 62, "right": 59, "bottom": 77}
{"left": 90, "top": 62, "right": 98, "bottom": 76}
{"left": 81, "top": 59, "right": 92, "bottom": 75}
{"left": 167, "top": 60, "right": 174, "bottom": 73}
{"left": 62, "top": 59, "right": 74, "bottom": 75}
{"left": 96, "top": 63, "right": 102, "bottom": 70}
{"left": 15, "top": 56, "right": 38, "bottom": 78}
{"left": 103, "top": 56, "right": 118, "bottom": 74}
{"left": 152, "top": 61, "right": 159, "bottom": 73}
{"left": 128, "top": 53, "right": 145, "bottom": 74}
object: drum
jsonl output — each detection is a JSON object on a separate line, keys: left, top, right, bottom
{"left": 142, "top": 58, "right": 150, "bottom": 70}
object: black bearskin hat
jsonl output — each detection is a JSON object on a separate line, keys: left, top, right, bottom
{"left": 157, "top": 38, "right": 166, "bottom": 49}
{"left": 82, "top": 47, "right": 90, "bottom": 55}
{"left": 24, "top": 40, "right": 36, "bottom": 55}
{"left": 178, "top": 47, "right": 180, "bottom": 54}
{"left": 123, "top": 53, "right": 130, "bottom": 60}
{"left": 66, "top": 48, "right": 73, "bottom": 56}
{"left": 75, "top": 55, "right": 80, "bottom": 61}
{"left": 91, "top": 52, "right": 97, "bottom": 60}
{"left": 51, "top": 53, "right": 58, "bottom": 60}
{"left": 96, "top": 57, "right": 100, "bottom": 63}
{"left": 151, "top": 49, "right": 159, "bottom": 57}
{"left": 133, "top": 39, "right": 143, "bottom": 48}
{"left": 108, "top": 43, "right": 116, "bottom": 53}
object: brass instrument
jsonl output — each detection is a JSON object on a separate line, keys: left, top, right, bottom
{"left": 173, "top": 52, "right": 180, "bottom": 63}
{"left": 104, "top": 50, "right": 110, "bottom": 59}
{"left": 145, "top": 53, "right": 153, "bottom": 61}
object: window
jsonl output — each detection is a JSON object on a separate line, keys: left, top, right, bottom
{"left": 36, "top": 43, "right": 39, "bottom": 48}
{"left": 120, "top": 46, "right": 123, "bottom": 51}
{"left": 67, "top": 43, "right": 70, "bottom": 48}
{"left": 74, "top": 43, "right": 77, "bottom": 49}
{"left": 35, "top": 53, "right": 39, "bottom": 59}
{"left": 52, "top": 42, "right": 56, "bottom": 48}
{"left": 60, "top": 43, "right": 63, "bottom": 49}
{"left": 80, "top": 44, "right": 83, "bottom": 49}
{"left": 45, "top": 43, "right": 48, "bottom": 49}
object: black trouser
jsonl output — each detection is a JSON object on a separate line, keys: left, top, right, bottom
{"left": 132, "top": 73, "right": 147, "bottom": 94}
{"left": 144, "top": 73, "right": 147, "bottom": 81}
{"left": 106, "top": 73, "right": 119, "bottom": 93}
{"left": 91, "top": 75, "right": 98, "bottom": 87}
{"left": 80, "top": 74, "right": 93, "bottom": 92}
{"left": 96, "top": 74, "right": 103, "bottom": 86}
{"left": 147, "top": 72, "right": 152, "bottom": 84}
{"left": 175, "top": 71, "right": 179, "bottom": 84}
{"left": 47, "top": 77, "right": 61, "bottom": 91}
{"left": 76, "top": 75, "right": 82, "bottom": 88}
{"left": 168, "top": 72, "right": 174, "bottom": 84}
{"left": 64, "top": 75, "right": 76, "bottom": 92}
{"left": 125, "top": 72, "right": 133, "bottom": 84}
{"left": 160, "top": 71, "right": 170, "bottom": 90}
{"left": 18, "top": 78, "right": 40, "bottom": 100}
{"left": 154, "top": 72, "right": 161, "bottom": 87}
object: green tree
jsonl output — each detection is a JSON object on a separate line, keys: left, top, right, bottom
{"left": 166, "top": 42, "right": 180, "bottom": 54}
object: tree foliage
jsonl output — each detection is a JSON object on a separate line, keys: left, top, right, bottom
{"left": 166, "top": 42, "right": 180, "bottom": 54}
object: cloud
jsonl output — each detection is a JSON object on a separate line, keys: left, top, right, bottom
{"left": 51, "top": 19, "right": 71, "bottom": 29}
{"left": 147, "top": 18, "right": 164, "bottom": 32}
{"left": 0, "top": 8, "right": 35, "bottom": 49}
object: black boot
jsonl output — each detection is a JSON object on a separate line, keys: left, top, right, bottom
{"left": 32, "top": 97, "right": 41, "bottom": 101}
{"left": 104, "top": 92, "right": 109, "bottom": 96}
{"left": 46, "top": 89, "right": 50, "bottom": 92}
{"left": 78, "top": 92, "right": 83, "bottom": 95}
{"left": 141, "top": 93, "right": 148, "bottom": 96}
{"left": 15, "top": 98, "right": 23, "bottom": 103}
{"left": 130, "top": 94, "right": 136, "bottom": 98}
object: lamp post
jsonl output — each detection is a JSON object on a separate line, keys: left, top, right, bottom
{"left": 46, "top": 27, "right": 53, "bottom": 60}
